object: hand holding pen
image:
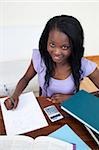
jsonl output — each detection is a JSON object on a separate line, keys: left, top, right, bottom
{"left": 4, "top": 84, "right": 19, "bottom": 110}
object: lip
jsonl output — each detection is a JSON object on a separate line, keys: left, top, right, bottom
{"left": 52, "top": 55, "right": 62, "bottom": 61}
{"left": 54, "top": 56, "right": 60, "bottom": 59}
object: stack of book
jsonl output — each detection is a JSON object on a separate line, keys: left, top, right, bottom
{"left": 61, "top": 90, "right": 99, "bottom": 145}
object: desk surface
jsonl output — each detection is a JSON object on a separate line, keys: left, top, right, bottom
{"left": 0, "top": 96, "right": 98, "bottom": 149}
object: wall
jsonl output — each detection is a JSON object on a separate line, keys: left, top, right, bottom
{"left": 0, "top": 1, "right": 99, "bottom": 62}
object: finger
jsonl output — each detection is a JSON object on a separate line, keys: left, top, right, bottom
{"left": 13, "top": 99, "right": 19, "bottom": 109}
{"left": 51, "top": 95, "right": 60, "bottom": 100}
{"left": 4, "top": 99, "right": 13, "bottom": 110}
{"left": 51, "top": 98, "right": 58, "bottom": 103}
{"left": 52, "top": 100, "right": 56, "bottom": 103}
{"left": 52, "top": 99, "right": 60, "bottom": 103}
{"left": 46, "top": 98, "right": 52, "bottom": 101}
{"left": 47, "top": 97, "right": 57, "bottom": 103}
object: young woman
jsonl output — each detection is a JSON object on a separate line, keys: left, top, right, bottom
{"left": 4, "top": 15, "right": 99, "bottom": 110}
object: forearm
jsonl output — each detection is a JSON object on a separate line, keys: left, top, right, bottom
{"left": 12, "top": 76, "right": 30, "bottom": 98}
{"left": 89, "top": 67, "right": 99, "bottom": 89}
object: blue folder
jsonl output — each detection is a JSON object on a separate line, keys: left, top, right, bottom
{"left": 49, "top": 125, "right": 91, "bottom": 150}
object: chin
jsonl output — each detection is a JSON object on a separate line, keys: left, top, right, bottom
{"left": 53, "top": 60, "right": 62, "bottom": 64}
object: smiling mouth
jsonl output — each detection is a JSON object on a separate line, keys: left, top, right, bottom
{"left": 53, "top": 55, "right": 61, "bottom": 59}
{"left": 53, "top": 55, "right": 62, "bottom": 61}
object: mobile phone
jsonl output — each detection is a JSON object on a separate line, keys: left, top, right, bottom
{"left": 44, "top": 105, "right": 63, "bottom": 122}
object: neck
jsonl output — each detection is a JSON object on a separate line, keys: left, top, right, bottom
{"left": 55, "top": 61, "right": 70, "bottom": 68}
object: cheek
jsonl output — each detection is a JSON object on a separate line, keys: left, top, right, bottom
{"left": 68, "top": 51, "right": 72, "bottom": 56}
{"left": 47, "top": 46, "right": 52, "bottom": 54}
{"left": 64, "top": 51, "right": 71, "bottom": 57}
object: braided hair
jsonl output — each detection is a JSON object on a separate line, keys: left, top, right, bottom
{"left": 39, "top": 15, "right": 84, "bottom": 94}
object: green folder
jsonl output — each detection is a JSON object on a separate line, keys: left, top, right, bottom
{"left": 61, "top": 90, "right": 99, "bottom": 134}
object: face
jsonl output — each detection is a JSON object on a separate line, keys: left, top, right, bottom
{"left": 47, "top": 29, "right": 71, "bottom": 65}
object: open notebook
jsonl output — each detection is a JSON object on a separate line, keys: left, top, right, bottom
{"left": 0, "top": 135, "right": 76, "bottom": 150}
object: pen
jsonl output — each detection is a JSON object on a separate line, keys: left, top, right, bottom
{"left": 4, "top": 84, "right": 15, "bottom": 107}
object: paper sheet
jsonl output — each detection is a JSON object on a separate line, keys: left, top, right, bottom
{"left": 0, "top": 92, "right": 48, "bottom": 135}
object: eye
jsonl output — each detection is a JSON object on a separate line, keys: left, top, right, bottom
{"left": 49, "top": 43, "right": 55, "bottom": 48}
{"left": 62, "top": 45, "right": 71, "bottom": 50}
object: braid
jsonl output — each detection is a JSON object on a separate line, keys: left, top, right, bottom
{"left": 39, "top": 15, "right": 84, "bottom": 94}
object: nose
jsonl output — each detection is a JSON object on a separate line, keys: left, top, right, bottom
{"left": 54, "top": 48, "right": 61, "bottom": 55}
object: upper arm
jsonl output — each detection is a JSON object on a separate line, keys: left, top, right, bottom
{"left": 88, "top": 67, "right": 99, "bottom": 89}
{"left": 23, "top": 60, "right": 37, "bottom": 82}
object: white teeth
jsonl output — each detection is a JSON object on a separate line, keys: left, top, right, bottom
{"left": 54, "top": 56, "right": 60, "bottom": 60}
{"left": 54, "top": 55, "right": 60, "bottom": 58}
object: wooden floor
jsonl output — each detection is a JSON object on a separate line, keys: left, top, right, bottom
{"left": 80, "top": 55, "right": 99, "bottom": 92}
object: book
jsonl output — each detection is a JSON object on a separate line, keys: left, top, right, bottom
{"left": 0, "top": 135, "right": 76, "bottom": 150}
{"left": 84, "top": 125, "right": 99, "bottom": 146}
{"left": 61, "top": 90, "right": 99, "bottom": 134}
{"left": 91, "top": 91, "right": 99, "bottom": 98}
{"left": 49, "top": 124, "right": 91, "bottom": 150}
{"left": 0, "top": 92, "right": 48, "bottom": 135}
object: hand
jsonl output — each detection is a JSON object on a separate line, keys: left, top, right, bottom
{"left": 47, "top": 93, "right": 73, "bottom": 103}
{"left": 4, "top": 96, "right": 19, "bottom": 110}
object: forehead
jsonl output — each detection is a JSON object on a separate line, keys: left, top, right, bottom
{"left": 48, "top": 29, "right": 70, "bottom": 44}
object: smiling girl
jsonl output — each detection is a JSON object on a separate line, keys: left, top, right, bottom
{"left": 4, "top": 15, "right": 99, "bottom": 110}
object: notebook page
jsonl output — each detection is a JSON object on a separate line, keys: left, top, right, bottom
{"left": 0, "top": 92, "right": 48, "bottom": 135}
{"left": 33, "top": 136, "right": 74, "bottom": 150}
{"left": 0, "top": 135, "right": 34, "bottom": 150}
